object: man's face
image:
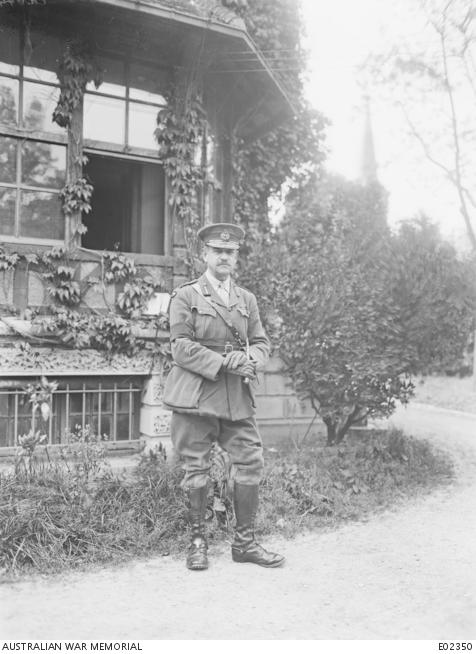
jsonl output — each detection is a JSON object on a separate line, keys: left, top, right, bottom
{"left": 203, "top": 245, "right": 238, "bottom": 281}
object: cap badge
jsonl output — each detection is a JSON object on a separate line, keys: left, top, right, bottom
{"left": 221, "top": 231, "right": 230, "bottom": 241}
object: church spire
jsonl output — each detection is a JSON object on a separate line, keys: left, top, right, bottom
{"left": 360, "top": 96, "right": 378, "bottom": 185}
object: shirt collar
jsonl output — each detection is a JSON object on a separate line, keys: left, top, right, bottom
{"left": 205, "top": 270, "right": 230, "bottom": 293}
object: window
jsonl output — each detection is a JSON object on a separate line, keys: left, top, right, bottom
{"left": 84, "top": 57, "right": 168, "bottom": 152}
{"left": 0, "top": 379, "right": 142, "bottom": 448}
{"left": 82, "top": 153, "right": 165, "bottom": 254}
{"left": 0, "top": 24, "right": 66, "bottom": 243}
{"left": 0, "top": 23, "right": 217, "bottom": 253}
{"left": 82, "top": 57, "right": 170, "bottom": 254}
{"left": 0, "top": 136, "right": 66, "bottom": 239}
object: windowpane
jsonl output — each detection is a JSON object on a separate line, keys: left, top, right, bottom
{"left": 50, "top": 400, "right": 61, "bottom": 444}
{"left": 129, "top": 64, "right": 167, "bottom": 104}
{"left": 0, "top": 417, "right": 9, "bottom": 447}
{"left": 0, "top": 395, "right": 9, "bottom": 444}
{"left": 23, "top": 30, "right": 61, "bottom": 84}
{"left": 0, "top": 136, "right": 17, "bottom": 183}
{"left": 23, "top": 82, "right": 63, "bottom": 133}
{"left": 22, "top": 141, "right": 66, "bottom": 189}
{"left": 101, "top": 393, "right": 112, "bottom": 412}
{"left": 0, "top": 76, "right": 19, "bottom": 125}
{"left": 0, "top": 394, "right": 8, "bottom": 413}
{"left": 87, "top": 417, "right": 99, "bottom": 435}
{"left": 0, "top": 26, "right": 20, "bottom": 75}
{"left": 128, "top": 102, "right": 159, "bottom": 150}
{"left": 17, "top": 417, "right": 31, "bottom": 439}
{"left": 20, "top": 189, "right": 64, "bottom": 239}
{"left": 100, "top": 415, "right": 111, "bottom": 438}
{"left": 117, "top": 391, "right": 130, "bottom": 412}
{"left": 116, "top": 414, "right": 129, "bottom": 440}
{"left": 69, "top": 392, "right": 83, "bottom": 414}
{"left": 0, "top": 187, "right": 16, "bottom": 235}
{"left": 84, "top": 94, "right": 125, "bottom": 144}
{"left": 87, "top": 58, "right": 125, "bottom": 97}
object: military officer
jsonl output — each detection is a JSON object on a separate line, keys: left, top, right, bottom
{"left": 163, "top": 222, "right": 285, "bottom": 571}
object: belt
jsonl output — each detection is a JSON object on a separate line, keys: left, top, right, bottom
{"left": 197, "top": 341, "right": 243, "bottom": 353}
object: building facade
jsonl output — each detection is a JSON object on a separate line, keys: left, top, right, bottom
{"left": 0, "top": 0, "right": 314, "bottom": 456}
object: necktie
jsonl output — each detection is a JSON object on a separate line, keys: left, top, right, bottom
{"left": 217, "top": 282, "right": 229, "bottom": 306}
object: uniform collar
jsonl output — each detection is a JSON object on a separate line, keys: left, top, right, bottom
{"left": 200, "top": 272, "right": 240, "bottom": 308}
{"left": 205, "top": 270, "right": 230, "bottom": 294}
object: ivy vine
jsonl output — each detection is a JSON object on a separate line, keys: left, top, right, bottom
{"left": 60, "top": 176, "right": 93, "bottom": 238}
{"left": 53, "top": 39, "right": 102, "bottom": 129}
{"left": 0, "top": 246, "right": 168, "bottom": 359}
{"left": 155, "top": 87, "right": 206, "bottom": 263}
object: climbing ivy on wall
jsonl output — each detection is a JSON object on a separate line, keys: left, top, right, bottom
{"left": 52, "top": 39, "right": 102, "bottom": 129}
{"left": 0, "top": 245, "right": 167, "bottom": 358}
{"left": 154, "top": 86, "right": 207, "bottom": 267}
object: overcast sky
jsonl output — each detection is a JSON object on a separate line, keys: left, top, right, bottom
{"left": 300, "top": 0, "right": 471, "bottom": 252}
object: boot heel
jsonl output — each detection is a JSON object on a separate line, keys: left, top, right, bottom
{"left": 231, "top": 543, "right": 285, "bottom": 567}
{"left": 231, "top": 547, "right": 247, "bottom": 563}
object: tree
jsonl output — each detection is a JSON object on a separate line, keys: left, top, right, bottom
{"left": 365, "top": 0, "right": 476, "bottom": 380}
{"left": 367, "top": 0, "right": 476, "bottom": 251}
{"left": 388, "top": 216, "right": 476, "bottom": 375}
{"left": 268, "top": 174, "right": 414, "bottom": 445}
{"left": 259, "top": 175, "right": 476, "bottom": 445}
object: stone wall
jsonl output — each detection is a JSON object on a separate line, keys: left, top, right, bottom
{"left": 254, "top": 356, "right": 323, "bottom": 441}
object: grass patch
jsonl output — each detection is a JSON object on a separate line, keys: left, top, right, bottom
{"left": 413, "top": 375, "right": 476, "bottom": 414}
{"left": 258, "top": 428, "right": 454, "bottom": 538}
{"left": 0, "top": 428, "right": 454, "bottom": 576}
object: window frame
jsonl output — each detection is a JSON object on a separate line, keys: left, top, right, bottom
{"left": 0, "top": 27, "right": 67, "bottom": 246}
{"left": 83, "top": 56, "right": 169, "bottom": 156}
{"left": 81, "top": 53, "right": 172, "bottom": 256}
{"left": 0, "top": 378, "right": 143, "bottom": 451}
{"left": 0, "top": 130, "right": 68, "bottom": 245}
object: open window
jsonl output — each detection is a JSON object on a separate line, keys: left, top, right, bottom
{"left": 82, "top": 153, "right": 165, "bottom": 255}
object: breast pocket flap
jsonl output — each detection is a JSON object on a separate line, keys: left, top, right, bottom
{"left": 237, "top": 306, "right": 250, "bottom": 318}
{"left": 192, "top": 304, "right": 217, "bottom": 317}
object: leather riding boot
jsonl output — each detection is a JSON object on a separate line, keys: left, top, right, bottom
{"left": 232, "top": 483, "right": 285, "bottom": 568}
{"left": 186, "top": 485, "right": 208, "bottom": 571}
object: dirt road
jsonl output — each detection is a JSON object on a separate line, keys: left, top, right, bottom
{"left": 1, "top": 403, "right": 475, "bottom": 640}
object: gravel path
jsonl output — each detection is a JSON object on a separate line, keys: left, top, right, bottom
{"left": 1, "top": 403, "right": 475, "bottom": 640}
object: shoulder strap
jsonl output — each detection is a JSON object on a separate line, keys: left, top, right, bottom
{"left": 191, "top": 284, "right": 246, "bottom": 348}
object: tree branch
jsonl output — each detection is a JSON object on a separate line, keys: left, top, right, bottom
{"left": 439, "top": 11, "right": 476, "bottom": 250}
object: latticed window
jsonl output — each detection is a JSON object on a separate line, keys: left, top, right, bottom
{"left": 0, "top": 24, "right": 67, "bottom": 243}
{"left": 0, "top": 378, "right": 142, "bottom": 449}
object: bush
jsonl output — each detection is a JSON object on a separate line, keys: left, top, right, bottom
{"left": 1, "top": 427, "right": 454, "bottom": 575}
{"left": 262, "top": 175, "right": 415, "bottom": 445}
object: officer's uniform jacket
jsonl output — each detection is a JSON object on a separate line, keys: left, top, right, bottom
{"left": 163, "top": 273, "right": 270, "bottom": 421}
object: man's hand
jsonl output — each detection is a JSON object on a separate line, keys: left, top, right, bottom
{"left": 223, "top": 360, "right": 256, "bottom": 380}
{"left": 223, "top": 350, "right": 248, "bottom": 370}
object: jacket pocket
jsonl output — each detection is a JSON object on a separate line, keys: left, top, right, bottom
{"left": 192, "top": 304, "right": 218, "bottom": 340}
{"left": 192, "top": 304, "right": 217, "bottom": 317}
{"left": 163, "top": 364, "right": 204, "bottom": 410}
{"left": 237, "top": 305, "right": 250, "bottom": 318}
